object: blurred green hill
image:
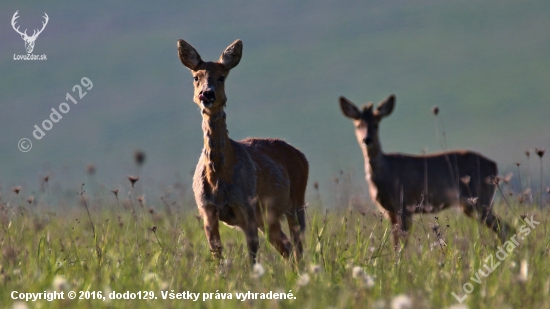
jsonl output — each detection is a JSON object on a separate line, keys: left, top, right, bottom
{"left": 1, "top": 0, "right": 549, "bottom": 200}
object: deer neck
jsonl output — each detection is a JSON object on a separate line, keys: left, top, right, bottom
{"left": 362, "top": 139, "right": 384, "bottom": 177}
{"left": 201, "top": 108, "right": 234, "bottom": 187}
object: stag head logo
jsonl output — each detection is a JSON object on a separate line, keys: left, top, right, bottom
{"left": 11, "top": 11, "right": 49, "bottom": 54}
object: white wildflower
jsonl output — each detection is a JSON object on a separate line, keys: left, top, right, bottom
{"left": 352, "top": 265, "right": 375, "bottom": 288}
{"left": 296, "top": 273, "right": 310, "bottom": 287}
{"left": 103, "top": 286, "right": 112, "bottom": 304}
{"left": 143, "top": 272, "right": 156, "bottom": 283}
{"left": 391, "top": 294, "right": 412, "bottom": 309}
{"left": 12, "top": 302, "right": 29, "bottom": 309}
{"left": 52, "top": 275, "right": 69, "bottom": 291}
{"left": 363, "top": 275, "right": 375, "bottom": 289}
{"left": 373, "top": 299, "right": 386, "bottom": 309}
{"left": 352, "top": 266, "right": 365, "bottom": 278}
{"left": 223, "top": 259, "right": 233, "bottom": 268}
{"left": 252, "top": 263, "right": 265, "bottom": 279}
{"left": 518, "top": 259, "right": 528, "bottom": 282}
{"left": 447, "top": 304, "right": 468, "bottom": 309}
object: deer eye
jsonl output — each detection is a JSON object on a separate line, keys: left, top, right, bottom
{"left": 218, "top": 76, "right": 225, "bottom": 82}
{"left": 193, "top": 76, "right": 199, "bottom": 82}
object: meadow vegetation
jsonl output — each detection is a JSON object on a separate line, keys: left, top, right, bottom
{"left": 1, "top": 174, "right": 548, "bottom": 309}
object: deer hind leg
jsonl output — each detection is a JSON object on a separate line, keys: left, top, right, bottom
{"left": 468, "top": 184, "right": 514, "bottom": 242}
{"left": 233, "top": 203, "right": 260, "bottom": 265}
{"left": 265, "top": 220, "right": 293, "bottom": 259}
{"left": 244, "top": 219, "right": 260, "bottom": 265}
{"left": 400, "top": 213, "right": 412, "bottom": 248}
{"left": 286, "top": 208, "right": 306, "bottom": 261}
{"left": 476, "top": 185, "right": 514, "bottom": 242}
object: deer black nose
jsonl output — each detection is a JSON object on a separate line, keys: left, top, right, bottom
{"left": 363, "top": 137, "right": 373, "bottom": 146}
{"left": 201, "top": 90, "right": 216, "bottom": 102}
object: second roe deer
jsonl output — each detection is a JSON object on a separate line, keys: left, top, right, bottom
{"left": 177, "top": 39, "right": 309, "bottom": 265}
{"left": 339, "top": 94, "right": 513, "bottom": 248}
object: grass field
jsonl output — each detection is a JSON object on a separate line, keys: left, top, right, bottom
{"left": 1, "top": 177, "right": 548, "bottom": 309}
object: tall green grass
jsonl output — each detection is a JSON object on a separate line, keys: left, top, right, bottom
{"left": 1, "top": 183, "right": 548, "bottom": 309}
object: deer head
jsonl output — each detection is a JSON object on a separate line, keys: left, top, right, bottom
{"left": 11, "top": 11, "right": 49, "bottom": 54}
{"left": 340, "top": 95, "right": 395, "bottom": 153}
{"left": 177, "top": 39, "right": 243, "bottom": 112}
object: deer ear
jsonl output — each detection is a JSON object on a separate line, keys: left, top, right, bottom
{"left": 219, "top": 40, "right": 243, "bottom": 70}
{"left": 339, "top": 97, "right": 361, "bottom": 120}
{"left": 177, "top": 39, "right": 203, "bottom": 71}
{"left": 376, "top": 95, "right": 395, "bottom": 118}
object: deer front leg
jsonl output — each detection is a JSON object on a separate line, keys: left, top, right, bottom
{"left": 200, "top": 204, "right": 223, "bottom": 259}
{"left": 388, "top": 212, "right": 400, "bottom": 250}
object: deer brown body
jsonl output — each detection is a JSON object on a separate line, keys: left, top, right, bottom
{"left": 178, "top": 39, "right": 308, "bottom": 264}
{"left": 339, "top": 95, "right": 513, "bottom": 247}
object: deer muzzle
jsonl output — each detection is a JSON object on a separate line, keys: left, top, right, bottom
{"left": 199, "top": 90, "right": 216, "bottom": 108}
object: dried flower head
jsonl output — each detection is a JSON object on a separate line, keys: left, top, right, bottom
{"left": 313, "top": 181, "right": 319, "bottom": 190}
{"left": 460, "top": 175, "right": 471, "bottom": 185}
{"left": 86, "top": 164, "right": 96, "bottom": 175}
{"left": 515, "top": 161, "right": 521, "bottom": 167}
{"left": 127, "top": 175, "right": 139, "bottom": 188}
{"left": 134, "top": 150, "right": 146, "bottom": 166}
{"left": 3, "top": 246, "right": 17, "bottom": 264}
{"left": 43, "top": 174, "right": 50, "bottom": 183}
{"left": 111, "top": 188, "right": 119, "bottom": 197}
{"left": 309, "top": 264, "right": 322, "bottom": 274}
{"left": 137, "top": 195, "right": 145, "bottom": 204}
{"left": 26, "top": 196, "right": 34, "bottom": 205}
{"left": 535, "top": 148, "right": 545, "bottom": 158}
{"left": 503, "top": 173, "right": 513, "bottom": 184}
{"left": 490, "top": 176, "right": 502, "bottom": 186}
{"left": 432, "top": 106, "right": 439, "bottom": 116}
{"left": 12, "top": 186, "right": 22, "bottom": 195}
{"left": 525, "top": 149, "right": 530, "bottom": 158}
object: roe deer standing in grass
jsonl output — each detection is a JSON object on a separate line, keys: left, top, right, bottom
{"left": 339, "top": 94, "right": 513, "bottom": 248}
{"left": 177, "top": 39, "right": 309, "bottom": 265}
